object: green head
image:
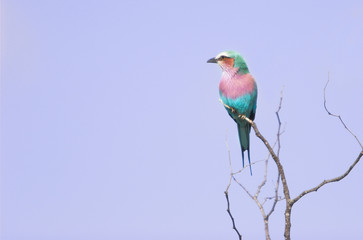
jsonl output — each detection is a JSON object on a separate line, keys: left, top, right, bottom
{"left": 207, "top": 50, "right": 249, "bottom": 74}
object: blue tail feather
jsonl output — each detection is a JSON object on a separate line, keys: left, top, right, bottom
{"left": 238, "top": 123, "right": 252, "bottom": 175}
{"left": 247, "top": 149, "right": 252, "bottom": 176}
{"left": 241, "top": 150, "right": 245, "bottom": 167}
{"left": 240, "top": 149, "right": 252, "bottom": 176}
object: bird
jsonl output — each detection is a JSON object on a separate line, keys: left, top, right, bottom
{"left": 207, "top": 51, "right": 257, "bottom": 175}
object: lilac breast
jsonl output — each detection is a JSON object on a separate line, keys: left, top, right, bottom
{"left": 219, "top": 73, "right": 256, "bottom": 99}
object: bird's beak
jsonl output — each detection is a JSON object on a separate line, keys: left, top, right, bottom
{"left": 207, "top": 57, "right": 217, "bottom": 63}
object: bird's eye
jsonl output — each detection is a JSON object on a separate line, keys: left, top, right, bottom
{"left": 219, "top": 56, "right": 225, "bottom": 60}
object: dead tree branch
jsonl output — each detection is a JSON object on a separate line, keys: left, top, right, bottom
{"left": 219, "top": 75, "right": 362, "bottom": 240}
{"left": 224, "top": 133, "right": 267, "bottom": 239}
{"left": 292, "top": 151, "right": 363, "bottom": 205}
{"left": 290, "top": 76, "right": 363, "bottom": 204}
{"left": 224, "top": 192, "right": 242, "bottom": 240}
{"left": 221, "top": 92, "right": 285, "bottom": 240}
{"left": 219, "top": 98, "right": 293, "bottom": 239}
{"left": 267, "top": 90, "right": 284, "bottom": 219}
{"left": 224, "top": 134, "right": 243, "bottom": 240}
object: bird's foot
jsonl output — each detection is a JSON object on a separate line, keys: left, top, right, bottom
{"left": 239, "top": 114, "right": 246, "bottom": 120}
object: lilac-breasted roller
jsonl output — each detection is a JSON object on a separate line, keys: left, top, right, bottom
{"left": 207, "top": 51, "right": 257, "bottom": 175}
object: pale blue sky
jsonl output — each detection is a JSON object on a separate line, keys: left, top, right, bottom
{"left": 1, "top": 0, "right": 363, "bottom": 239}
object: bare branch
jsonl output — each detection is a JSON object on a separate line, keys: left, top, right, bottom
{"left": 254, "top": 153, "right": 269, "bottom": 198}
{"left": 266, "top": 89, "right": 284, "bottom": 219}
{"left": 266, "top": 172, "right": 280, "bottom": 219}
{"left": 263, "top": 196, "right": 285, "bottom": 206}
{"left": 233, "top": 176, "right": 254, "bottom": 199}
{"left": 224, "top": 192, "right": 242, "bottom": 240}
{"left": 220, "top": 98, "right": 293, "bottom": 240}
{"left": 219, "top": 76, "right": 362, "bottom": 240}
{"left": 291, "top": 151, "right": 363, "bottom": 205}
{"left": 225, "top": 132, "right": 233, "bottom": 193}
{"left": 324, "top": 74, "right": 363, "bottom": 149}
{"left": 224, "top": 132, "right": 243, "bottom": 239}
{"left": 276, "top": 89, "right": 284, "bottom": 158}
{"left": 290, "top": 76, "right": 363, "bottom": 205}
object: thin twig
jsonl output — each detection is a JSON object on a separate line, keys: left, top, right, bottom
{"left": 276, "top": 89, "right": 284, "bottom": 158}
{"left": 263, "top": 196, "right": 285, "bottom": 205}
{"left": 324, "top": 73, "right": 363, "bottom": 149}
{"left": 224, "top": 192, "right": 242, "bottom": 240}
{"left": 291, "top": 76, "right": 363, "bottom": 204}
{"left": 233, "top": 176, "right": 254, "bottom": 199}
{"left": 231, "top": 159, "right": 265, "bottom": 175}
{"left": 225, "top": 132, "right": 233, "bottom": 192}
{"left": 267, "top": 90, "right": 284, "bottom": 219}
{"left": 224, "top": 132, "right": 242, "bottom": 239}
{"left": 254, "top": 137, "right": 278, "bottom": 198}
{"left": 254, "top": 153, "right": 270, "bottom": 198}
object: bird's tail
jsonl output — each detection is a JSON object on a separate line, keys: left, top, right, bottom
{"left": 238, "top": 123, "right": 252, "bottom": 175}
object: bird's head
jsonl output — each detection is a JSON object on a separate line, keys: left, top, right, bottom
{"left": 207, "top": 51, "right": 249, "bottom": 75}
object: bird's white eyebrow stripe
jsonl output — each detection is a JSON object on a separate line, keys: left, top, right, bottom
{"left": 216, "top": 53, "right": 232, "bottom": 60}
{"left": 216, "top": 52, "right": 229, "bottom": 59}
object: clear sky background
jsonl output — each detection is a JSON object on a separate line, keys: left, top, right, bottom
{"left": 1, "top": 0, "right": 363, "bottom": 239}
